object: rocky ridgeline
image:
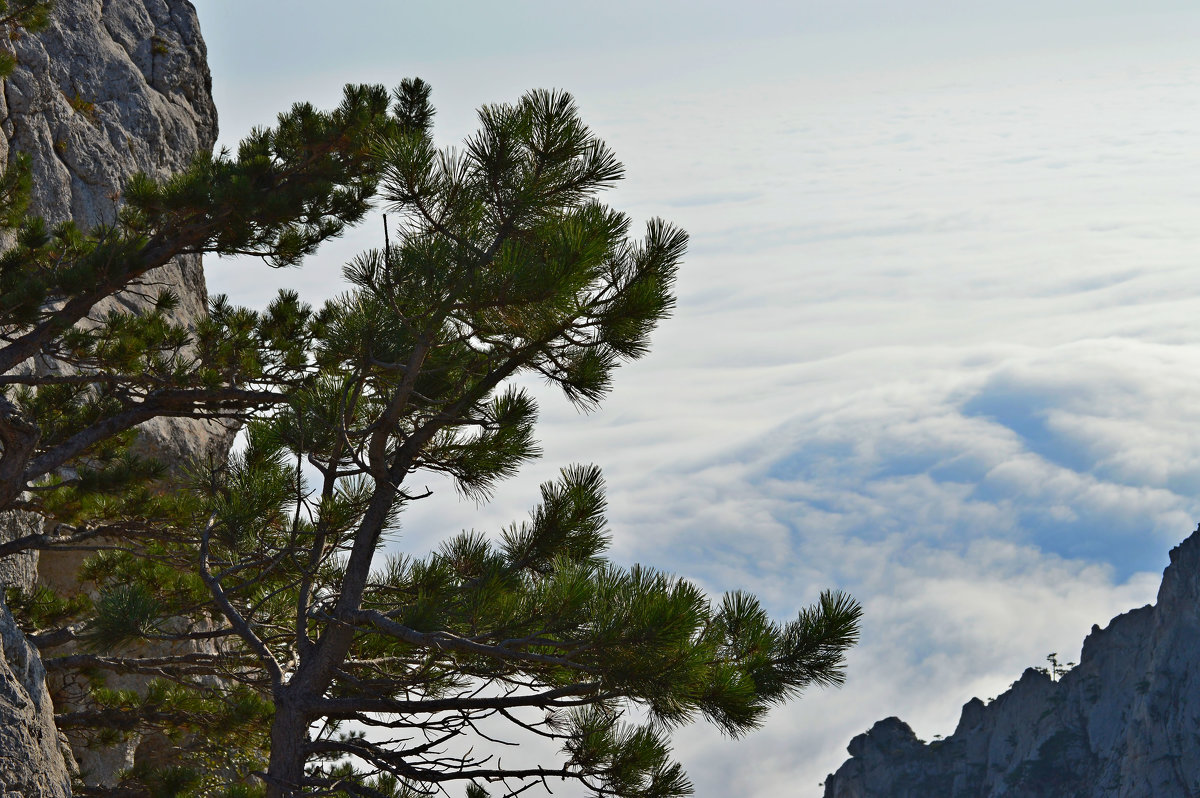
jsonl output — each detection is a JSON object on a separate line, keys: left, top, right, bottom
{"left": 824, "top": 526, "right": 1200, "bottom": 798}
{"left": 0, "top": 1, "right": 219, "bottom": 793}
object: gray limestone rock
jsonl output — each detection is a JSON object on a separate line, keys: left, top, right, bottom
{"left": 0, "top": 511, "right": 41, "bottom": 594}
{"left": 823, "top": 526, "right": 1200, "bottom": 798}
{"left": 0, "top": 0, "right": 223, "bottom": 791}
{"left": 0, "top": 0, "right": 232, "bottom": 464}
{"left": 0, "top": 598, "right": 74, "bottom": 798}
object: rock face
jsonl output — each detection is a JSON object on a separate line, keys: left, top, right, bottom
{"left": 0, "top": 599, "right": 73, "bottom": 798}
{"left": 0, "top": 512, "right": 41, "bottom": 595}
{"left": 0, "top": 510, "right": 76, "bottom": 798}
{"left": 823, "top": 526, "right": 1200, "bottom": 798}
{"left": 1, "top": 0, "right": 228, "bottom": 463}
{"left": 0, "top": 0, "right": 220, "bottom": 793}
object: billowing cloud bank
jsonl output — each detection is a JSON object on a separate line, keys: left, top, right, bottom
{"left": 200, "top": 4, "right": 1200, "bottom": 795}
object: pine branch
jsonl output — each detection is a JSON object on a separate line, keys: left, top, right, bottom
{"left": 199, "top": 514, "right": 284, "bottom": 689}
{"left": 311, "top": 682, "right": 603, "bottom": 717}
{"left": 346, "top": 608, "right": 600, "bottom": 674}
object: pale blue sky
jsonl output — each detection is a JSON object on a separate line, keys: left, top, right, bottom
{"left": 194, "top": 2, "right": 1200, "bottom": 795}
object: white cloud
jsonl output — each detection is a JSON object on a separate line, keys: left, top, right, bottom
{"left": 662, "top": 539, "right": 1161, "bottom": 797}
{"left": 197, "top": 5, "right": 1200, "bottom": 796}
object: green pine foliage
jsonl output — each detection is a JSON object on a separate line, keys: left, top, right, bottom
{"left": 0, "top": 77, "right": 862, "bottom": 798}
{"left": 0, "top": 1, "right": 53, "bottom": 78}
{"left": 0, "top": 86, "right": 394, "bottom": 515}
{"left": 0, "top": 0, "right": 51, "bottom": 34}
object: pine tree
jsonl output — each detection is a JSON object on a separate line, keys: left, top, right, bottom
{"left": 1, "top": 79, "right": 862, "bottom": 798}
{"left": 0, "top": 82, "right": 391, "bottom": 513}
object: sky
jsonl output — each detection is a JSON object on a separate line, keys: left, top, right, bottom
{"left": 194, "top": 2, "right": 1200, "bottom": 795}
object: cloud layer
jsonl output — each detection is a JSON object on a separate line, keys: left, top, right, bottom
{"left": 198, "top": 5, "right": 1200, "bottom": 796}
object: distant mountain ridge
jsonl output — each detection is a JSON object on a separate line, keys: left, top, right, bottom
{"left": 823, "top": 526, "right": 1200, "bottom": 797}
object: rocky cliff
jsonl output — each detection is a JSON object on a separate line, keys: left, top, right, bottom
{"left": 823, "top": 526, "right": 1200, "bottom": 798}
{"left": 0, "top": 512, "right": 71, "bottom": 798}
{"left": 0, "top": 1, "right": 219, "bottom": 793}
{"left": 3, "top": 0, "right": 226, "bottom": 462}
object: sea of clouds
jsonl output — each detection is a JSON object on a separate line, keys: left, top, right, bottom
{"left": 200, "top": 3, "right": 1200, "bottom": 794}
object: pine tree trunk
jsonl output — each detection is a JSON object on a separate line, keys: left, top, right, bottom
{"left": 265, "top": 696, "right": 306, "bottom": 798}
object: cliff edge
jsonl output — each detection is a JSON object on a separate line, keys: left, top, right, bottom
{"left": 824, "top": 527, "right": 1200, "bottom": 798}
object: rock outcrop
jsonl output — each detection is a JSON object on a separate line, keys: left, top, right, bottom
{"left": 0, "top": 0, "right": 221, "bottom": 793}
{"left": 824, "top": 527, "right": 1200, "bottom": 798}
{"left": 0, "top": 510, "right": 76, "bottom": 797}
{"left": 0, "top": 598, "right": 74, "bottom": 798}
{"left": 1, "top": 0, "right": 227, "bottom": 463}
